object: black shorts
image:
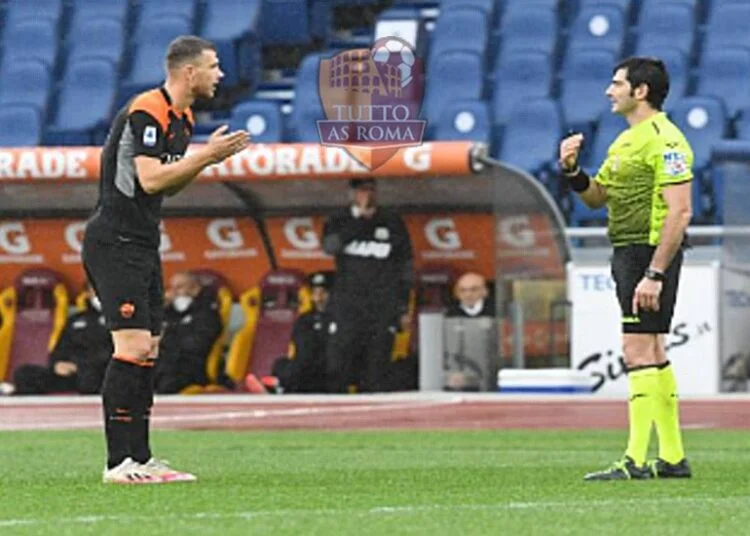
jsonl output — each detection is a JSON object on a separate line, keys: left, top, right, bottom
{"left": 611, "top": 244, "right": 682, "bottom": 334}
{"left": 82, "top": 234, "right": 164, "bottom": 335}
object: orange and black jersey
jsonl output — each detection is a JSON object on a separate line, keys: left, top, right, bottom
{"left": 86, "top": 87, "right": 194, "bottom": 249}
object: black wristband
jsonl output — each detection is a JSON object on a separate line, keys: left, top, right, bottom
{"left": 566, "top": 168, "right": 591, "bottom": 192}
{"left": 644, "top": 268, "right": 667, "bottom": 282}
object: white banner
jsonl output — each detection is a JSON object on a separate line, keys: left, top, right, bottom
{"left": 720, "top": 265, "right": 750, "bottom": 391}
{"left": 568, "top": 262, "right": 719, "bottom": 395}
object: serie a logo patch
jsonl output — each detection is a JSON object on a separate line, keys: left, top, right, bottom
{"left": 663, "top": 151, "right": 687, "bottom": 177}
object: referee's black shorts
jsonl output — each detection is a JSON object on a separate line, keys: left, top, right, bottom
{"left": 611, "top": 244, "right": 682, "bottom": 334}
{"left": 82, "top": 234, "right": 164, "bottom": 335}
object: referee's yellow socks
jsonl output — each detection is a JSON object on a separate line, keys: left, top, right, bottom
{"left": 654, "top": 362, "right": 686, "bottom": 464}
{"left": 624, "top": 366, "right": 660, "bottom": 466}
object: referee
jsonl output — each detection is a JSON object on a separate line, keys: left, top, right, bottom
{"left": 560, "top": 57, "right": 693, "bottom": 481}
{"left": 82, "top": 36, "right": 248, "bottom": 484}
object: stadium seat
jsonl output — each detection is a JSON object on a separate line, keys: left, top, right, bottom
{"left": 635, "top": 3, "right": 695, "bottom": 59}
{"left": 288, "top": 54, "right": 325, "bottom": 142}
{"left": 67, "top": 17, "right": 125, "bottom": 66}
{"left": 498, "top": 6, "right": 558, "bottom": 61}
{"left": 1, "top": 19, "right": 58, "bottom": 70}
{"left": 583, "top": 112, "right": 628, "bottom": 174}
{"left": 432, "top": 100, "right": 490, "bottom": 142}
{"left": 0, "top": 60, "right": 52, "bottom": 116}
{"left": 560, "top": 49, "right": 615, "bottom": 129}
{"left": 566, "top": 5, "right": 627, "bottom": 58}
{"left": 119, "top": 17, "right": 192, "bottom": 107}
{"left": 495, "top": 97, "right": 562, "bottom": 175}
{"left": 230, "top": 100, "right": 283, "bottom": 143}
{"left": 504, "top": 0, "right": 559, "bottom": 13}
{"left": 736, "top": 108, "right": 750, "bottom": 140}
{"left": 225, "top": 270, "right": 307, "bottom": 384}
{"left": 44, "top": 59, "right": 116, "bottom": 146}
{"left": 259, "top": 0, "right": 311, "bottom": 45}
{"left": 415, "top": 265, "right": 457, "bottom": 314}
{"left": 428, "top": 7, "right": 488, "bottom": 62}
{"left": 696, "top": 47, "right": 750, "bottom": 119}
{"left": 69, "top": 0, "right": 129, "bottom": 33}
{"left": 492, "top": 51, "right": 553, "bottom": 125}
{"left": 441, "top": 0, "right": 496, "bottom": 18}
{"left": 0, "top": 269, "right": 69, "bottom": 383}
{"left": 670, "top": 96, "right": 727, "bottom": 172}
{"left": 703, "top": 4, "right": 750, "bottom": 52}
{"left": 4, "top": 0, "right": 64, "bottom": 24}
{"left": 137, "top": 0, "right": 197, "bottom": 28}
{"left": 0, "top": 106, "right": 42, "bottom": 147}
{"left": 423, "top": 51, "right": 484, "bottom": 127}
{"left": 639, "top": 0, "right": 698, "bottom": 20}
{"left": 200, "top": 0, "right": 262, "bottom": 87}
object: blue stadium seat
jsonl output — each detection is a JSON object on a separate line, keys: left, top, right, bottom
{"left": 69, "top": 0, "right": 128, "bottom": 33}
{"left": 499, "top": 6, "right": 558, "bottom": 60}
{"left": 0, "top": 106, "right": 42, "bottom": 147}
{"left": 441, "top": 0, "right": 496, "bottom": 21}
{"left": 703, "top": 4, "right": 750, "bottom": 52}
{"left": 200, "top": 0, "right": 262, "bottom": 87}
{"left": 259, "top": 0, "right": 311, "bottom": 45}
{"left": 492, "top": 51, "right": 553, "bottom": 125}
{"left": 2, "top": 19, "right": 58, "bottom": 69}
{"left": 138, "top": 0, "right": 197, "bottom": 27}
{"left": 570, "top": 194, "right": 608, "bottom": 226}
{"left": 67, "top": 17, "right": 124, "bottom": 65}
{"left": 736, "top": 108, "right": 750, "bottom": 141}
{"left": 631, "top": 48, "right": 688, "bottom": 112}
{"left": 4, "top": 0, "right": 63, "bottom": 24}
{"left": 696, "top": 47, "right": 750, "bottom": 119}
{"left": 635, "top": 3, "right": 695, "bottom": 59}
{"left": 494, "top": 97, "right": 562, "bottom": 175}
{"left": 578, "top": 0, "right": 632, "bottom": 16}
{"left": 639, "top": 0, "right": 698, "bottom": 20}
{"left": 423, "top": 51, "right": 484, "bottom": 126}
{"left": 230, "top": 101, "right": 283, "bottom": 143}
{"left": 44, "top": 59, "right": 116, "bottom": 146}
{"left": 432, "top": 100, "right": 490, "bottom": 142}
{"left": 0, "top": 60, "right": 52, "bottom": 116}
{"left": 119, "top": 17, "right": 192, "bottom": 106}
{"left": 429, "top": 7, "right": 488, "bottom": 61}
{"left": 288, "top": 54, "right": 325, "bottom": 142}
{"left": 560, "top": 49, "right": 615, "bottom": 129}
{"left": 583, "top": 112, "right": 628, "bottom": 174}
{"left": 566, "top": 5, "right": 626, "bottom": 58}
{"left": 670, "top": 96, "right": 727, "bottom": 171}
{"left": 504, "top": 0, "right": 559, "bottom": 12}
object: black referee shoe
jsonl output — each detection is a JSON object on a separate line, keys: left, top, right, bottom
{"left": 584, "top": 456, "right": 654, "bottom": 481}
{"left": 650, "top": 458, "right": 692, "bottom": 478}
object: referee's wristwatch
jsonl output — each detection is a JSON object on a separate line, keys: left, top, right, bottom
{"left": 644, "top": 267, "right": 666, "bottom": 282}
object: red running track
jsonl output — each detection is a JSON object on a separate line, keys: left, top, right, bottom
{"left": 1, "top": 395, "right": 749, "bottom": 431}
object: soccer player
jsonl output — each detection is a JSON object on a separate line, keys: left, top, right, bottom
{"left": 322, "top": 178, "right": 413, "bottom": 393}
{"left": 559, "top": 57, "right": 693, "bottom": 480}
{"left": 82, "top": 36, "right": 249, "bottom": 484}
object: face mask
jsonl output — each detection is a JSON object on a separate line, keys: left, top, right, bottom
{"left": 173, "top": 295, "right": 193, "bottom": 313}
{"left": 90, "top": 296, "right": 102, "bottom": 312}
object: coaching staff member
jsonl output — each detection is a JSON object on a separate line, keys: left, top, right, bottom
{"left": 82, "top": 36, "right": 249, "bottom": 484}
{"left": 322, "top": 178, "right": 413, "bottom": 393}
{"left": 560, "top": 57, "right": 692, "bottom": 481}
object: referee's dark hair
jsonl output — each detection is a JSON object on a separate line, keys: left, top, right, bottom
{"left": 614, "top": 56, "right": 670, "bottom": 111}
{"left": 166, "top": 35, "right": 217, "bottom": 71}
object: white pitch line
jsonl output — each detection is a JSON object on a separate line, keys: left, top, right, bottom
{"left": 0, "top": 399, "right": 463, "bottom": 432}
{"left": 2, "top": 495, "right": 749, "bottom": 528}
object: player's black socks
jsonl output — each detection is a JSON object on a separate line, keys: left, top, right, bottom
{"left": 102, "top": 359, "right": 141, "bottom": 469}
{"left": 131, "top": 366, "right": 155, "bottom": 464}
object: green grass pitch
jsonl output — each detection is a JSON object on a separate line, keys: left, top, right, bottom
{"left": 1, "top": 429, "right": 748, "bottom": 535}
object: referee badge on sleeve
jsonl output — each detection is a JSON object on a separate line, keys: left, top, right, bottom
{"left": 143, "top": 126, "right": 157, "bottom": 147}
{"left": 663, "top": 151, "right": 687, "bottom": 176}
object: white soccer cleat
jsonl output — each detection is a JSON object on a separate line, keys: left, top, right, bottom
{"left": 102, "top": 457, "right": 159, "bottom": 485}
{"left": 141, "top": 458, "right": 197, "bottom": 483}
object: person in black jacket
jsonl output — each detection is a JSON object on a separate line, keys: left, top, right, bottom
{"left": 446, "top": 272, "right": 494, "bottom": 318}
{"left": 154, "top": 272, "right": 222, "bottom": 394}
{"left": 12, "top": 288, "right": 112, "bottom": 395}
{"left": 322, "top": 178, "right": 413, "bottom": 393}
{"left": 271, "top": 271, "right": 333, "bottom": 393}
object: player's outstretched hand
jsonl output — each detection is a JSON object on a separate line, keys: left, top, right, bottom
{"left": 559, "top": 133, "right": 584, "bottom": 172}
{"left": 206, "top": 125, "right": 250, "bottom": 163}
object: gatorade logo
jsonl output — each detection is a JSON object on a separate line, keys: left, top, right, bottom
{"left": 0, "top": 222, "right": 31, "bottom": 254}
{"left": 498, "top": 216, "right": 535, "bottom": 248}
{"left": 284, "top": 218, "right": 319, "bottom": 250}
{"left": 62, "top": 221, "right": 86, "bottom": 264}
{"left": 207, "top": 218, "right": 244, "bottom": 250}
{"left": 425, "top": 218, "right": 461, "bottom": 250}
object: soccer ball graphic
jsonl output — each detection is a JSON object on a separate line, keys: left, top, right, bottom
{"left": 372, "top": 38, "right": 415, "bottom": 89}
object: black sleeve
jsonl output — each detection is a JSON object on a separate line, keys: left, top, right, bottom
{"left": 394, "top": 215, "right": 414, "bottom": 314}
{"left": 322, "top": 212, "right": 366, "bottom": 255}
{"left": 129, "top": 111, "right": 166, "bottom": 159}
